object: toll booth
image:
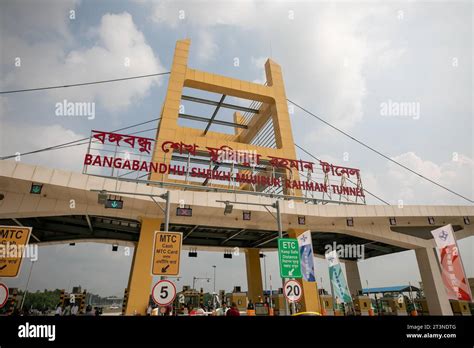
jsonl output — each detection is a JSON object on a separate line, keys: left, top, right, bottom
{"left": 271, "top": 288, "right": 290, "bottom": 316}
{"left": 450, "top": 300, "right": 471, "bottom": 316}
{"left": 174, "top": 287, "right": 201, "bottom": 314}
{"left": 61, "top": 290, "right": 87, "bottom": 314}
{"left": 254, "top": 303, "right": 269, "bottom": 316}
{"left": 415, "top": 298, "right": 429, "bottom": 316}
{"left": 272, "top": 293, "right": 289, "bottom": 316}
{"left": 380, "top": 296, "right": 408, "bottom": 316}
{"left": 353, "top": 295, "right": 371, "bottom": 316}
{"left": 333, "top": 302, "right": 345, "bottom": 316}
{"left": 320, "top": 295, "right": 335, "bottom": 316}
{"left": 226, "top": 286, "right": 248, "bottom": 312}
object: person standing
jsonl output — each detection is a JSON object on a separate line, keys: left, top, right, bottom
{"left": 63, "top": 302, "right": 71, "bottom": 316}
{"left": 54, "top": 303, "right": 62, "bottom": 316}
{"left": 216, "top": 302, "right": 228, "bottom": 316}
{"left": 84, "top": 305, "right": 94, "bottom": 316}
{"left": 71, "top": 303, "right": 79, "bottom": 316}
{"left": 226, "top": 302, "right": 240, "bottom": 316}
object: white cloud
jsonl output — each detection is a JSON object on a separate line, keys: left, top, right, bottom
{"left": 1, "top": 122, "right": 86, "bottom": 172}
{"left": 0, "top": 0, "right": 79, "bottom": 42}
{"left": 376, "top": 152, "right": 473, "bottom": 205}
{"left": 149, "top": 0, "right": 259, "bottom": 28}
{"left": 195, "top": 30, "right": 218, "bottom": 63}
{"left": 2, "top": 12, "right": 165, "bottom": 113}
{"left": 143, "top": 1, "right": 405, "bottom": 132}
{"left": 250, "top": 56, "right": 267, "bottom": 84}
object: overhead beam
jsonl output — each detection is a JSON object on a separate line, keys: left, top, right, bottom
{"left": 220, "top": 229, "right": 246, "bottom": 245}
{"left": 179, "top": 113, "right": 248, "bottom": 129}
{"left": 181, "top": 95, "right": 260, "bottom": 114}
{"left": 363, "top": 242, "right": 393, "bottom": 254}
{"left": 85, "top": 214, "right": 94, "bottom": 233}
{"left": 183, "top": 225, "right": 199, "bottom": 240}
{"left": 204, "top": 94, "right": 226, "bottom": 135}
{"left": 12, "top": 218, "right": 40, "bottom": 242}
{"left": 12, "top": 218, "right": 23, "bottom": 226}
{"left": 252, "top": 231, "right": 288, "bottom": 248}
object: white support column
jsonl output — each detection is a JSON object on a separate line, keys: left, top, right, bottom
{"left": 415, "top": 247, "right": 453, "bottom": 315}
{"left": 345, "top": 260, "right": 363, "bottom": 296}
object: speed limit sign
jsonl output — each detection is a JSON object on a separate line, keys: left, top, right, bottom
{"left": 0, "top": 283, "right": 8, "bottom": 309}
{"left": 284, "top": 279, "right": 302, "bottom": 303}
{"left": 152, "top": 280, "right": 177, "bottom": 306}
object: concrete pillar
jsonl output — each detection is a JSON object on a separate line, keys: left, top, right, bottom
{"left": 415, "top": 247, "right": 453, "bottom": 315}
{"left": 125, "top": 218, "right": 162, "bottom": 315}
{"left": 287, "top": 228, "right": 321, "bottom": 313}
{"left": 345, "top": 260, "right": 363, "bottom": 297}
{"left": 245, "top": 248, "right": 264, "bottom": 303}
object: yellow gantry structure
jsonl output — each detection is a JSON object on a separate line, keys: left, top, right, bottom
{"left": 151, "top": 39, "right": 302, "bottom": 193}
{"left": 125, "top": 39, "right": 320, "bottom": 315}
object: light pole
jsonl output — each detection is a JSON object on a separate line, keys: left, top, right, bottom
{"left": 261, "top": 253, "right": 267, "bottom": 294}
{"left": 212, "top": 266, "right": 217, "bottom": 310}
{"left": 20, "top": 260, "right": 36, "bottom": 310}
{"left": 212, "top": 265, "right": 216, "bottom": 294}
{"left": 275, "top": 199, "right": 290, "bottom": 315}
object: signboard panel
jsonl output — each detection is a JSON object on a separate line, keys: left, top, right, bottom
{"left": 431, "top": 224, "right": 472, "bottom": 301}
{"left": 83, "top": 131, "right": 366, "bottom": 203}
{"left": 0, "top": 226, "right": 32, "bottom": 277}
{"left": 284, "top": 279, "right": 303, "bottom": 303}
{"left": 325, "top": 250, "right": 352, "bottom": 304}
{"left": 0, "top": 283, "right": 8, "bottom": 308}
{"left": 152, "top": 280, "right": 177, "bottom": 306}
{"left": 152, "top": 231, "right": 182, "bottom": 276}
{"left": 278, "top": 238, "right": 302, "bottom": 278}
{"left": 297, "top": 230, "right": 316, "bottom": 282}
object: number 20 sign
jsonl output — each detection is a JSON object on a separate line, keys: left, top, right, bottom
{"left": 284, "top": 279, "right": 302, "bottom": 303}
{"left": 152, "top": 280, "right": 177, "bottom": 306}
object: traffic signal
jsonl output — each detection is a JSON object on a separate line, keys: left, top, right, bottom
{"left": 105, "top": 199, "right": 123, "bottom": 209}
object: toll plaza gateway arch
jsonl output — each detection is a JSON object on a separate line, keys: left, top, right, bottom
{"left": 1, "top": 161, "right": 474, "bottom": 315}
{"left": 1, "top": 39, "right": 473, "bottom": 316}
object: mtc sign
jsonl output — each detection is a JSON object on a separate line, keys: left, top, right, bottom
{"left": 0, "top": 226, "right": 32, "bottom": 277}
{"left": 152, "top": 231, "right": 182, "bottom": 276}
{"left": 278, "top": 238, "right": 302, "bottom": 278}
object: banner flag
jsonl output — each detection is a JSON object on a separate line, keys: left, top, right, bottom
{"left": 297, "top": 230, "right": 316, "bottom": 282}
{"left": 431, "top": 224, "right": 472, "bottom": 301}
{"left": 325, "top": 250, "right": 352, "bottom": 304}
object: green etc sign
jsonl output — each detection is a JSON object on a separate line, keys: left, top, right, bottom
{"left": 278, "top": 238, "right": 302, "bottom": 278}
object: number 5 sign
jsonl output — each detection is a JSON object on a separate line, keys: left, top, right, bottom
{"left": 152, "top": 280, "right": 177, "bottom": 306}
{"left": 284, "top": 279, "right": 302, "bottom": 303}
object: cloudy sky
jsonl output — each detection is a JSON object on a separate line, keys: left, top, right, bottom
{"left": 0, "top": 0, "right": 472, "bottom": 297}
